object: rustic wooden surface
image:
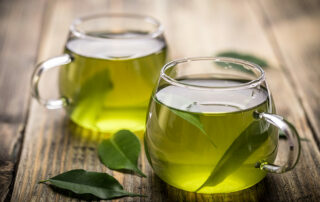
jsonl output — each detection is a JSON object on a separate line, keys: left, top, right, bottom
{"left": 0, "top": 0, "right": 47, "bottom": 200}
{"left": 0, "top": 0, "right": 319, "bottom": 201}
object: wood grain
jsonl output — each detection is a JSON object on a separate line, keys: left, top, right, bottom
{"left": 255, "top": 0, "right": 320, "bottom": 147}
{"left": 2, "top": 0, "right": 319, "bottom": 201}
{"left": 0, "top": 0, "right": 46, "bottom": 200}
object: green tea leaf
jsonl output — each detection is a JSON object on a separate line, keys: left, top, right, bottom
{"left": 153, "top": 98, "right": 216, "bottom": 147}
{"left": 48, "top": 184, "right": 101, "bottom": 200}
{"left": 170, "top": 109, "right": 206, "bottom": 134}
{"left": 216, "top": 51, "right": 268, "bottom": 68}
{"left": 70, "top": 69, "right": 113, "bottom": 130}
{"left": 196, "top": 120, "right": 271, "bottom": 191}
{"left": 170, "top": 108, "right": 216, "bottom": 147}
{"left": 39, "top": 169, "right": 142, "bottom": 200}
{"left": 98, "top": 130, "right": 146, "bottom": 177}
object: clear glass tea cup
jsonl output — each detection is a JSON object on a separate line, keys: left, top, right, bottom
{"left": 31, "top": 14, "right": 167, "bottom": 133}
{"left": 144, "top": 57, "right": 300, "bottom": 193}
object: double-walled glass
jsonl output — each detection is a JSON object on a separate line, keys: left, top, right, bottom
{"left": 31, "top": 14, "right": 167, "bottom": 133}
{"left": 145, "top": 57, "right": 300, "bottom": 193}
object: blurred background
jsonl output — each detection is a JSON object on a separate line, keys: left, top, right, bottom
{"left": 0, "top": 0, "right": 319, "bottom": 201}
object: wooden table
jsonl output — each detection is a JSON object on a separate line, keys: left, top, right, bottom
{"left": 1, "top": 0, "right": 319, "bottom": 201}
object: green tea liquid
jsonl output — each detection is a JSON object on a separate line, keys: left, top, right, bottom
{"left": 145, "top": 79, "right": 278, "bottom": 193}
{"left": 59, "top": 32, "right": 167, "bottom": 133}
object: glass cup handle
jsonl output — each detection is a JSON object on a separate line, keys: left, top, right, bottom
{"left": 31, "top": 54, "right": 72, "bottom": 109}
{"left": 257, "top": 112, "right": 301, "bottom": 173}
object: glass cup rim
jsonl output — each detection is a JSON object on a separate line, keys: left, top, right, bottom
{"left": 160, "top": 57, "right": 266, "bottom": 91}
{"left": 69, "top": 13, "right": 164, "bottom": 40}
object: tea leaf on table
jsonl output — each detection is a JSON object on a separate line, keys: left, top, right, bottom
{"left": 196, "top": 120, "right": 271, "bottom": 191}
{"left": 216, "top": 51, "right": 268, "bottom": 68}
{"left": 39, "top": 169, "right": 143, "bottom": 200}
{"left": 98, "top": 130, "right": 146, "bottom": 177}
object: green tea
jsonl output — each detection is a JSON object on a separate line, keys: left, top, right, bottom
{"left": 145, "top": 79, "right": 278, "bottom": 193}
{"left": 59, "top": 32, "right": 167, "bottom": 133}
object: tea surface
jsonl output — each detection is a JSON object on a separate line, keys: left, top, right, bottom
{"left": 59, "top": 32, "right": 167, "bottom": 133}
{"left": 145, "top": 79, "right": 278, "bottom": 193}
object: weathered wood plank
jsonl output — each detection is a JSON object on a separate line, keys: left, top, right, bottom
{"left": 10, "top": 0, "right": 320, "bottom": 201}
{"left": 0, "top": 0, "right": 47, "bottom": 201}
{"left": 255, "top": 0, "right": 320, "bottom": 147}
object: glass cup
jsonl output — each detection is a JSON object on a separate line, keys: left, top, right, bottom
{"left": 145, "top": 57, "right": 300, "bottom": 193}
{"left": 31, "top": 14, "right": 167, "bottom": 134}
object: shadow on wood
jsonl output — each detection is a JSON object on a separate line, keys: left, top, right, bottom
{"left": 151, "top": 173, "right": 268, "bottom": 202}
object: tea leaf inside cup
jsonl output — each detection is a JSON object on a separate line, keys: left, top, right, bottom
{"left": 195, "top": 120, "right": 273, "bottom": 192}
